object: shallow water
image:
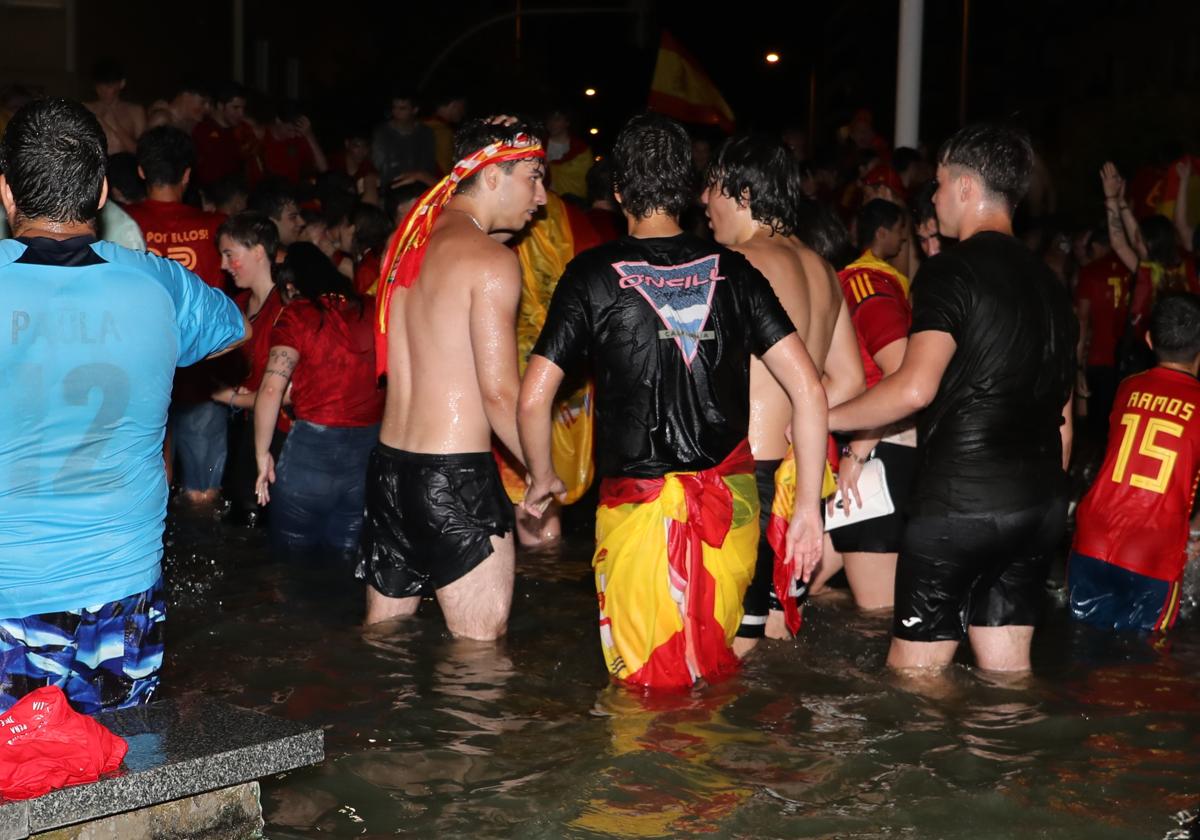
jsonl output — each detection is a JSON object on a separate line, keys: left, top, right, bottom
{"left": 161, "top": 508, "right": 1200, "bottom": 840}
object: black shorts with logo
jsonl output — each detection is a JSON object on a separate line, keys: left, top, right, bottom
{"left": 892, "top": 495, "right": 1066, "bottom": 642}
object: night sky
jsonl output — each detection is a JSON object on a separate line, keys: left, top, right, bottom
{"left": 28, "top": 0, "right": 1200, "bottom": 216}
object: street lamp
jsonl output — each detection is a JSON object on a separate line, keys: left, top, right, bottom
{"left": 584, "top": 87, "right": 596, "bottom": 97}
{"left": 589, "top": 127, "right": 599, "bottom": 136}
{"left": 765, "top": 52, "right": 780, "bottom": 64}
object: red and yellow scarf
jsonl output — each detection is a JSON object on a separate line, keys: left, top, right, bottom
{"left": 373, "top": 133, "right": 545, "bottom": 376}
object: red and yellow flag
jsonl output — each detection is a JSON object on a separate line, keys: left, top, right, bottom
{"left": 648, "top": 32, "right": 735, "bottom": 133}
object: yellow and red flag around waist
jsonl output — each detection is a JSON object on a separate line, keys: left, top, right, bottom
{"left": 593, "top": 441, "right": 758, "bottom": 690}
{"left": 765, "top": 443, "right": 838, "bottom": 635}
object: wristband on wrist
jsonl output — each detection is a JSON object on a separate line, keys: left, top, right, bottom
{"left": 840, "top": 445, "right": 871, "bottom": 465}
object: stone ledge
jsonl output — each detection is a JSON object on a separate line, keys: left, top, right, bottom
{"left": 0, "top": 697, "right": 323, "bottom": 840}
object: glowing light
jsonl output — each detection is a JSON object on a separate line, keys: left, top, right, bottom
{"left": 589, "top": 127, "right": 599, "bottom": 135}
{"left": 765, "top": 52, "right": 780, "bottom": 64}
{"left": 584, "top": 88, "right": 597, "bottom": 97}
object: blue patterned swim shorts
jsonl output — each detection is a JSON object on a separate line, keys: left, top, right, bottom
{"left": 0, "top": 577, "right": 165, "bottom": 715}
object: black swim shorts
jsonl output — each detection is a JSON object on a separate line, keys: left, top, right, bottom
{"left": 829, "top": 442, "right": 917, "bottom": 555}
{"left": 892, "top": 496, "right": 1066, "bottom": 642}
{"left": 355, "top": 445, "right": 515, "bottom": 598}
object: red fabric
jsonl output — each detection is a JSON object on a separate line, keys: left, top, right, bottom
{"left": 271, "top": 295, "right": 383, "bottom": 426}
{"left": 354, "top": 250, "right": 381, "bottom": 296}
{"left": 191, "top": 117, "right": 243, "bottom": 187}
{"left": 236, "top": 288, "right": 285, "bottom": 392}
{"left": 1075, "top": 253, "right": 1131, "bottom": 367}
{"left": 766, "top": 508, "right": 801, "bottom": 635}
{"left": 585, "top": 207, "right": 624, "bottom": 243}
{"left": 861, "top": 162, "right": 906, "bottom": 202}
{"left": 0, "top": 687, "right": 127, "bottom": 800}
{"left": 375, "top": 135, "right": 545, "bottom": 377}
{"left": 124, "top": 200, "right": 226, "bottom": 289}
{"left": 263, "top": 132, "right": 317, "bottom": 184}
{"left": 599, "top": 440, "right": 754, "bottom": 689}
{"left": 563, "top": 201, "right": 601, "bottom": 254}
{"left": 1075, "top": 367, "right": 1200, "bottom": 582}
{"left": 837, "top": 263, "right": 911, "bottom": 389}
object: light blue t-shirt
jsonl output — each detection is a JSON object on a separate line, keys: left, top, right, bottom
{"left": 0, "top": 236, "right": 245, "bottom": 617}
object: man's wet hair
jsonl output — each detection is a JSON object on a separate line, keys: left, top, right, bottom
{"left": 106, "top": 152, "right": 145, "bottom": 203}
{"left": 937, "top": 123, "right": 1034, "bottom": 212}
{"left": 248, "top": 177, "right": 298, "bottom": 222}
{"left": 795, "top": 198, "right": 854, "bottom": 268}
{"left": 136, "top": 126, "right": 194, "bottom": 187}
{"left": 1140, "top": 215, "right": 1181, "bottom": 267}
{"left": 892, "top": 147, "right": 921, "bottom": 177}
{"left": 217, "top": 210, "right": 279, "bottom": 258}
{"left": 0, "top": 97, "right": 106, "bottom": 226}
{"left": 213, "top": 82, "right": 246, "bottom": 107}
{"left": 911, "top": 180, "right": 937, "bottom": 225}
{"left": 856, "top": 198, "right": 905, "bottom": 253}
{"left": 91, "top": 58, "right": 125, "bottom": 85}
{"left": 1150, "top": 293, "right": 1200, "bottom": 363}
{"left": 452, "top": 116, "right": 544, "bottom": 194}
{"left": 706, "top": 134, "right": 803, "bottom": 237}
{"left": 612, "top": 112, "right": 695, "bottom": 220}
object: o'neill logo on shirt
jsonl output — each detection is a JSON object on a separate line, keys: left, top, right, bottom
{"left": 612, "top": 255, "right": 723, "bottom": 367}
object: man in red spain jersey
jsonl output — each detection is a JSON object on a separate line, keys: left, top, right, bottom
{"left": 1073, "top": 228, "right": 1128, "bottom": 426}
{"left": 830, "top": 199, "right": 917, "bottom": 613}
{"left": 1070, "top": 293, "right": 1200, "bottom": 633}
{"left": 126, "top": 126, "right": 232, "bottom": 504}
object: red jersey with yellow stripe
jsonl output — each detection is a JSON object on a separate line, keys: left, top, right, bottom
{"left": 837, "top": 250, "right": 911, "bottom": 388}
{"left": 1074, "top": 366, "right": 1200, "bottom": 582}
{"left": 1074, "top": 253, "right": 1130, "bottom": 368}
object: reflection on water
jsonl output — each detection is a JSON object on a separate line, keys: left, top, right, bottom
{"left": 160, "top": 510, "right": 1200, "bottom": 839}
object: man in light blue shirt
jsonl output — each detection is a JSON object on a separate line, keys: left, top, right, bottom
{"left": 0, "top": 98, "right": 248, "bottom": 714}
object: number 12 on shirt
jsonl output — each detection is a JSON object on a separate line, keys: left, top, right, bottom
{"left": 1111, "top": 412, "right": 1183, "bottom": 494}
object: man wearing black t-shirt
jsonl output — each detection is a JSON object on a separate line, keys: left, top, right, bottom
{"left": 517, "top": 114, "right": 828, "bottom": 690}
{"left": 829, "top": 124, "right": 1076, "bottom": 673}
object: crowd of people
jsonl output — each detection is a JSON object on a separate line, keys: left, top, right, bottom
{"left": 1, "top": 56, "right": 1199, "bottom": 714}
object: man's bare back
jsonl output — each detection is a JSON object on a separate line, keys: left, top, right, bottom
{"left": 738, "top": 234, "right": 855, "bottom": 460}
{"left": 382, "top": 211, "right": 523, "bottom": 456}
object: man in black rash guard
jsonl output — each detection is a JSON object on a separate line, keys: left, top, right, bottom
{"left": 517, "top": 114, "right": 829, "bottom": 690}
{"left": 829, "top": 123, "right": 1076, "bottom": 673}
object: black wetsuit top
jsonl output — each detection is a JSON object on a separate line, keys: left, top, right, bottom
{"left": 907, "top": 230, "right": 1077, "bottom": 516}
{"left": 532, "top": 233, "right": 795, "bottom": 479}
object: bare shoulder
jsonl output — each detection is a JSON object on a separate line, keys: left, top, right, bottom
{"left": 794, "top": 239, "right": 838, "bottom": 292}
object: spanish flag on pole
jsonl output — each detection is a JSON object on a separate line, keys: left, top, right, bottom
{"left": 648, "top": 32, "right": 735, "bottom": 133}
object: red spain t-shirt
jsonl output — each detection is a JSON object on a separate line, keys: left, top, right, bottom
{"left": 263, "top": 132, "right": 317, "bottom": 184}
{"left": 1074, "top": 253, "right": 1130, "bottom": 368}
{"left": 235, "top": 288, "right": 285, "bottom": 392}
{"left": 124, "top": 200, "right": 225, "bottom": 289}
{"left": 837, "top": 255, "right": 911, "bottom": 388}
{"left": 1074, "top": 366, "right": 1200, "bottom": 582}
{"left": 269, "top": 295, "right": 383, "bottom": 427}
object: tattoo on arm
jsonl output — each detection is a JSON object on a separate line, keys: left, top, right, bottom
{"left": 264, "top": 348, "right": 299, "bottom": 381}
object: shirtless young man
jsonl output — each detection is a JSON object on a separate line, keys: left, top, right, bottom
{"left": 702, "top": 135, "right": 865, "bottom": 652}
{"left": 356, "top": 117, "right": 547, "bottom": 640}
{"left": 84, "top": 59, "right": 146, "bottom": 156}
